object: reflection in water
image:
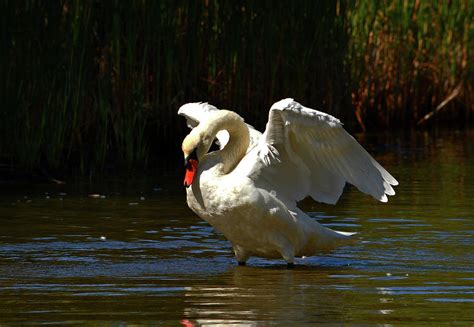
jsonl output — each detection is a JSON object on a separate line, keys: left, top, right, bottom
{"left": 0, "top": 129, "right": 473, "bottom": 325}
{"left": 182, "top": 264, "right": 474, "bottom": 325}
{"left": 183, "top": 267, "right": 351, "bottom": 325}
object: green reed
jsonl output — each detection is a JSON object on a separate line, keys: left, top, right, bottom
{"left": 347, "top": 0, "right": 473, "bottom": 129}
{"left": 0, "top": 1, "right": 472, "bottom": 173}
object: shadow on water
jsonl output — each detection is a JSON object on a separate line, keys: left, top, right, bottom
{"left": 0, "top": 129, "right": 473, "bottom": 325}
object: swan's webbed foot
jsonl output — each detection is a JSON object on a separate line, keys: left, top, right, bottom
{"left": 287, "top": 262, "right": 295, "bottom": 269}
{"left": 233, "top": 244, "right": 250, "bottom": 266}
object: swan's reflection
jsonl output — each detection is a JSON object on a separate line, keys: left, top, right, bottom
{"left": 181, "top": 264, "right": 354, "bottom": 326}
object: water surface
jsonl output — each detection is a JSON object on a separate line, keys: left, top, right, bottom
{"left": 1, "top": 130, "right": 473, "bottom": 325}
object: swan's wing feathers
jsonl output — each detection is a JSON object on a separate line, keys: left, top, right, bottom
{"left": 178, "top": 102, "right": 219, "bottom": 129}
{"left": 254, "top": 98, "right": 398, "bottom": 206}
{"left": 178, "top": 102, "right": 262, "bottom": 150}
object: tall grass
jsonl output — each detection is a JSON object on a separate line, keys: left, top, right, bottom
{"left": 348, "top": 0, "right": 473, "bottom": 130}
{"left": 1, "top": 0, "right": 348, "bottom": 173}
{"left": 0, "top": 1, "right": 472, "bottom": 173}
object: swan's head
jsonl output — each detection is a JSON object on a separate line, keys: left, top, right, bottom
{"left": 181, "top": 128, "right": 213, "bottom": 188}
{"left": 181, "top": 109, "right": 248, "bottom": 187}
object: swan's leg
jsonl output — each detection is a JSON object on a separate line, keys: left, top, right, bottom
{"left": 277, "top": 240, "right": 295, "bottom": 269}
{"left": 284, "top": 257, "right": 295, "bottom": 269}
{"left": 233, "top": 244, "right": 250, "bottom": 266}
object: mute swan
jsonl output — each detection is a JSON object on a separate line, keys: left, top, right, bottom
{"left": 178, "top": 99, "right": 398, "bottom": 268}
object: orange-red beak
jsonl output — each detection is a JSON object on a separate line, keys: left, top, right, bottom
{"left": 184, "top": 151, "right": 199, "bottom": 188}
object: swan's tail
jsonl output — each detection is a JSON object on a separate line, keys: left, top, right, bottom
{"left": 325, "top": 227, "right": 358, "bottom": 246}
{"left": 293, "top": 208, "right": 358, "bottom": 254}
{"left": 334, "top": 230, "right": 357, "bottom": 238}
{"left": 307, "top": 223, "right": 358, "bottom": 254}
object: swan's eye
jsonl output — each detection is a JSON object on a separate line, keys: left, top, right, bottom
{"left": 184, "top": 149, "right": 198, "bottom": 168}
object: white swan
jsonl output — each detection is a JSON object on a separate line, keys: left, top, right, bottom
{"left": 178, "top": 98, "right": 398, "bottom": 268}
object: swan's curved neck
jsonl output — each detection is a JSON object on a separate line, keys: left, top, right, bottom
{"left": 200, "top": 110, "right": 249, "bottom": 174}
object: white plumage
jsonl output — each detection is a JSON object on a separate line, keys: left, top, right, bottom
{"left": 179, "top": 98, "right": 398, "bottom": 267}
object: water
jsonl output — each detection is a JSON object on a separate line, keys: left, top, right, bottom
{"left": 1, "top": 130, "right": 473, "bottom": 325}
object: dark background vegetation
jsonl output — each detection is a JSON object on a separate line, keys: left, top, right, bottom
{"left": 1, "top": 0, "right": 472, "bottom": 175}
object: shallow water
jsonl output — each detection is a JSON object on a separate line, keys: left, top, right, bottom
{"left": 1, "top": 130, "right": 473, "bottom": 325}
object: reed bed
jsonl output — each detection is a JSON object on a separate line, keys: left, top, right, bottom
{"left": 1, "top": 1, "right": 472, "bottom": 173}
{"left": 348, "top": 0, "right": 473, "bottom": 130}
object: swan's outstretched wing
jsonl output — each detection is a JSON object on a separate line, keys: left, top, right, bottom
{"left": 178, "top": 102, "right": 261, "bottom": 150}
{"left": 178, "top": 102, "right": 220, "bottom": 129}
{"left": 243, "top": 98, "right": 398, "bottom": 207}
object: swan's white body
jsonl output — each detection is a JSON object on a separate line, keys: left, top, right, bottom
{"left": 179, "top": 99, "right": 398, "bottom": 265}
